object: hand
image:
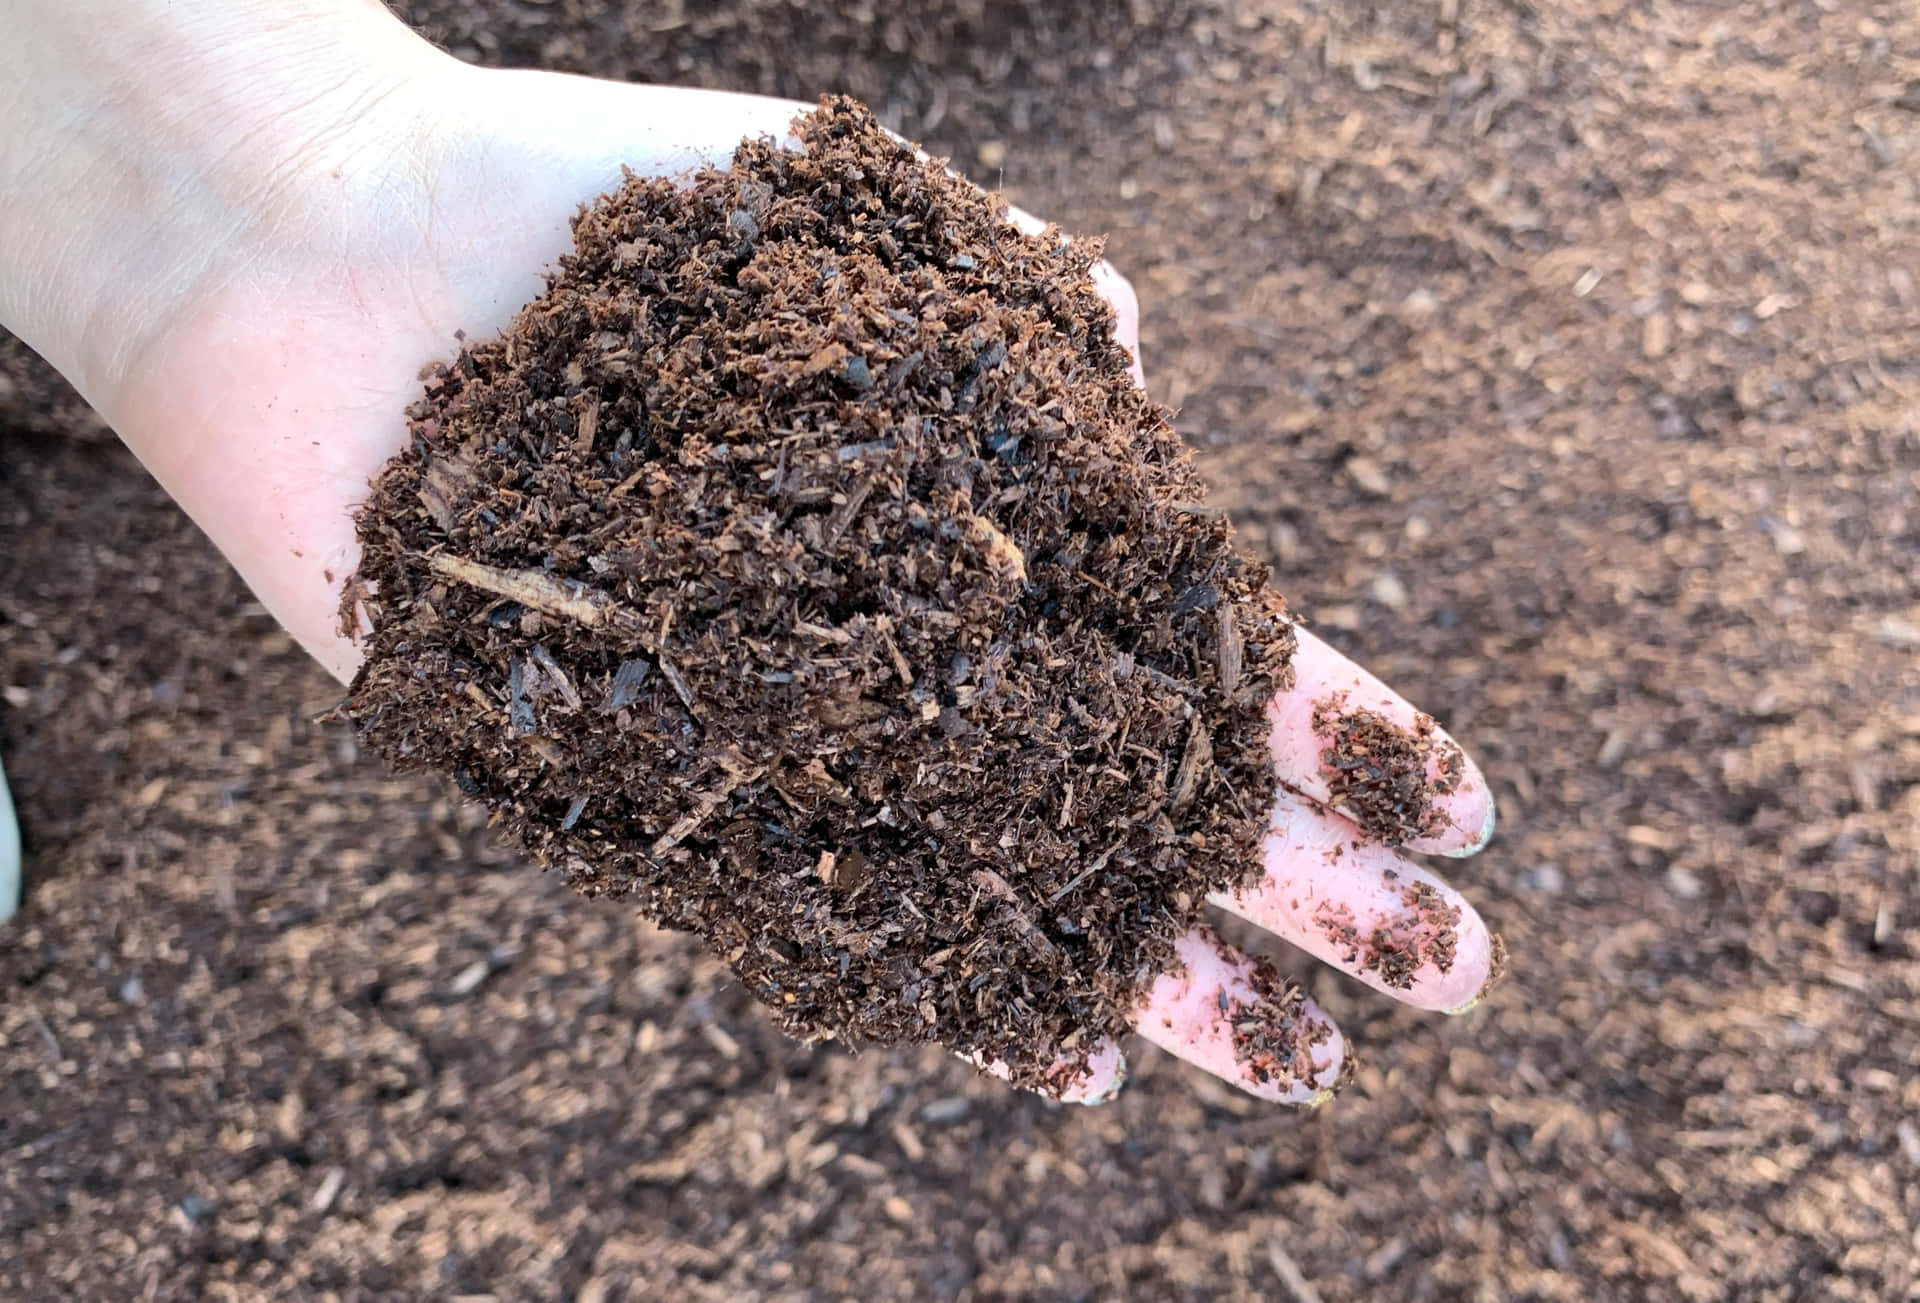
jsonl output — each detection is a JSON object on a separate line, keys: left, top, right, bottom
{"left": 0, "top": 0, "right": 1499, "bottom": 1104}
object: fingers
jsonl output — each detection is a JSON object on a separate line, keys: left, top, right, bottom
{"left": 1131, "top": 926, "right": 1347, "bottom": 1106}
{"left": 1270, "top": 627, "right": 1495, "bottom": 857}
{"left": 1210, "top": 790, "right": 1499, "bottom": 1013}
{"left": 963, "top": 1037, "right": 1129, "bottom": 1106}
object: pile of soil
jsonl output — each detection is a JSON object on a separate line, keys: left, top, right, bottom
{"left": 340, "top": 99, "right": 1294, "bottom": 1086}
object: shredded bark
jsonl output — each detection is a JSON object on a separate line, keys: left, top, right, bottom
{"left": 1313, "top": 880, "right": 1462, "bottom": 990}
{"left": 339, "top": 97, "right": 1295, "bottom": 1087}
{"left": 1225, "top": 953, "right": 1334, "bottom": 1093}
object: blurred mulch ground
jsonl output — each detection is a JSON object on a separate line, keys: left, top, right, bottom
{"left": 3, "top": 1, "right": 1917, "bottom": 1299}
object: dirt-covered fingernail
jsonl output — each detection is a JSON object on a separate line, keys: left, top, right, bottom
{"left": 1448, "top": 932, "right": 1508, "bottom": 1014}
{"left": 1308, "top": 694, "right": 1474, "bottom": 849}
{"left": 1442, "top": 788, "right": 1498, "bottom": 859}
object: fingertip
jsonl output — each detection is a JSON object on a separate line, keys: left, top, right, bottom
{"left": 1278, "top": 629, "right": 1495, "bottom": 855}
{"left": 1406, "top": 747, "right": 1495, "bottom": 857}
{"left": 1136, "top": 928, "right": 1349, "bottom": 1107}
{"left": 1447, "top": 932, "right": 1508, "bottom": 1014}
{"left": 1438, "top": 784, "right": 1498, "bottom": 859}
{"left": 1061, "top": 1041, "right": 1129, "bottom": 1106}
{"left": 1394, "top": 891, "right": 1497, "bottom": 1013}
{"left": 1292, "top": 1006, "right": 1348, "bottom": 1107}
{"left": 1221, "top": 804, "right": 1492, "bottom": 1014}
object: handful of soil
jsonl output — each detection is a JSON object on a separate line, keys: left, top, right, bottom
{"left": 340, "top": 98, "right": 1295, "bottom": 1089}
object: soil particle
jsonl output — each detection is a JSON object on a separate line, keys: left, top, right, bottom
{"left": 1224, "top": 954, "right": 1333, "bottom": 1093}
{"left": 1478, "top": 931, "right": 1511, "bottom": 1004}
{"left": 339, "top": 98, "right": 1295, "bottom": 1089}
{"left": 1311, "top": 694, "right": 1464, "bottom": 846}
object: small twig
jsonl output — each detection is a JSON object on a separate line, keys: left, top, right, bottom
{"left": 652, "top": 754, "right": 759, "bottom": 854}
{"left": 826, "top": 478, "right": 874, "bottom": 544}
{"left": 971, "top": 869, "right": 1057, "bottom": 955}
{"left": 6, "top": 1125, "right": 79, "bottom": 1162}
{"left": 1266, "top": 1240, "right": 1327, "bottom": 1303}
{"left": 28, "top": 1008, "right": 62, "bottom": 1063}
{"left": 1047, "top": 840, "right": 1125, "bottom": 904}
{"left": 1169, "top": 718, "right": 1215, "bottom": 816}
{"left": 1139, "top": 663, "right": 1201, "bottom": 697}
{"left": 1216, "top": 603, "right": 1244, "bottom": 695}
{"left": 527, "top": 644, "right": 582, "bottom": 711}
{"left": 962, "top": 514, "right": 1027, "bottom": 585}
{"left": 425, "top": 554, "right": 646, "bottom": 635}
{"left": 875, "top": 616, "right": 913, "bottom": 686}
{"left": 657, "top": 656, "right": 697, "bottom": 713}
{"left": 795, "top": 620, "right": 853, "bottom": 646}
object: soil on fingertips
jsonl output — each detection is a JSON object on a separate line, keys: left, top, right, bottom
{"left": 339, "top": 98, "right": 1296, "bottom": 1088}
{"left": 1311, "top": 694, "right": 1465, "bottom": 846}
{"left": 1313, "top": 880, "right": 1462, "bottom": 991}
{"left": 1224, "top": 949, "right": 1339, "bottom": 1094}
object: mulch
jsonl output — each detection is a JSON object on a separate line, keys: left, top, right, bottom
{"left": 3, "top": 1, "right": 1916, "bottom": 1299}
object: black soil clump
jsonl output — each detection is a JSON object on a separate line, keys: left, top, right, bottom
{"left": 339, "top": 98, "right": 1295, "bottom": 1088}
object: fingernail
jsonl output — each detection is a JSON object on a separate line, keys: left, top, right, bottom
{"left": 0, "top": 753, "right": 21, "bottom": 924}
{"left": 1443, "top": 790, "right": 1498, "bottom": 859}
{"left": 1447, "top": 932, "right": 1508, "bottom": 1014}
{"left": 1296, "top": 1041, "right": 1355, "bottom": 1108}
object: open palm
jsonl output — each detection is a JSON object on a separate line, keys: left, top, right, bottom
{"left": 39, "top": 51, "right": 1498, "bottom": 1104}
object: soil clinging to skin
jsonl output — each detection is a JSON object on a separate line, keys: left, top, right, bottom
{"left": 338, "top": 98, "right": 1295, "bottom": 1088}
{"left": 1313, "top": 880, "right": 1462, "bottom": 991}
{"left": 1311, "top": 695, "right": 1465, "bottom": 846}
{"left": 1225, "top": 951, "right": 1338, "bottom": 1093}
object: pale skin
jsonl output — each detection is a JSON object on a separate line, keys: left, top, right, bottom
{"left": 1, "top": 0, "right": 1499, "bottom": 1105}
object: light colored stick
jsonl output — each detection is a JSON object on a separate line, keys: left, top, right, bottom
{"left": 425, "top": 553, "right": 647, "bottom": 636}
{"left": 1266, "top": 1240, "right": 1327, "bottom": 1303}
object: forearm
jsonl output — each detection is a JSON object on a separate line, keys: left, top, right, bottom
{"left": 0, "top": 0, "right": 436, "bottom": 409}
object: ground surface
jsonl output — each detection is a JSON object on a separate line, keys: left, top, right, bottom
{"left": 2, "top": 1, "right": 1917, "bottom": 1299}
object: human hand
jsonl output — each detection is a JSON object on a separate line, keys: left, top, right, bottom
{"left": 0, "top": 0, "right": 1499, "bottom": 1103}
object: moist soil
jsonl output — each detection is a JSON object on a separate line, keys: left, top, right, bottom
{"left": 340, "top": 98, "right": 1296, "bottom": 1088}
{"left": 4, "top": 2, "right": 1919, "bottom": 1301}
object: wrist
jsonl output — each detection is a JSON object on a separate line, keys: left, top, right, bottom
{"left": 0, "top": 0, "right": 450, "bottom": 411}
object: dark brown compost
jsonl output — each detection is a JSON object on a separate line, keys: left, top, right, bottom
{"left": 338, "top": 98, "right": 1295, "bottom": 1087}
